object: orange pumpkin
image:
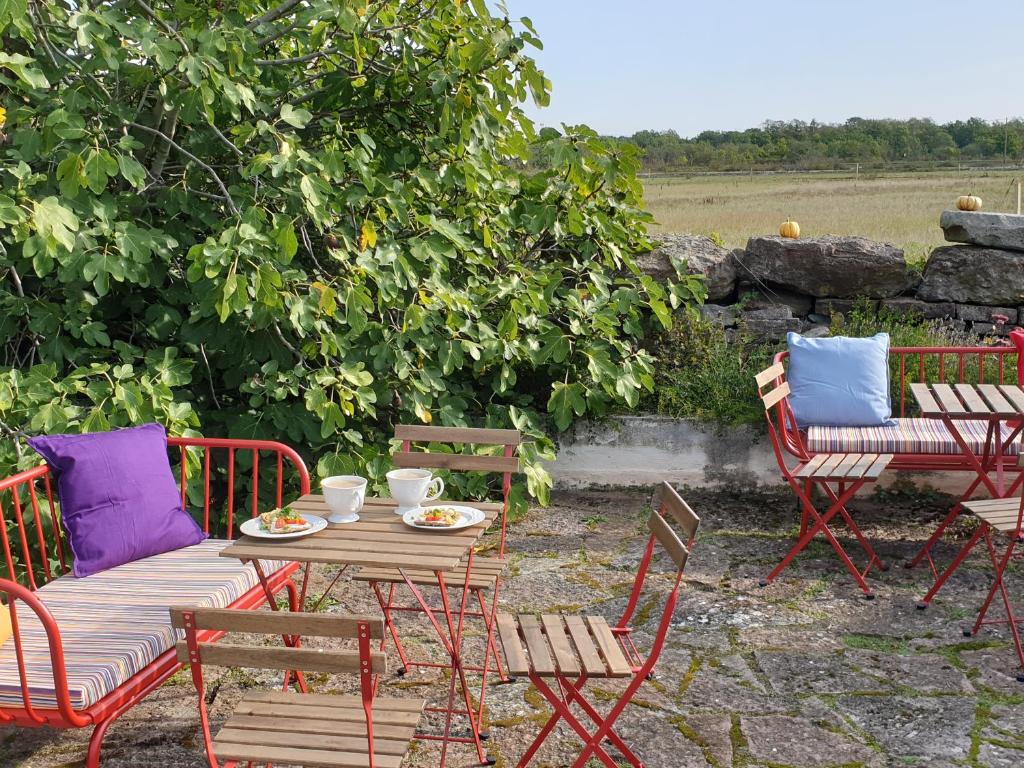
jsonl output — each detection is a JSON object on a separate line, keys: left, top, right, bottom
{"left": 956, "top": 195, "right": 982, "bottom": 211}
{"left": 779, "top": 219, "right": 800, "bottom": 239}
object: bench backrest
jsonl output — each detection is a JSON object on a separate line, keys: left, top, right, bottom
{"left": 0, "top": 436, "right": 310, "bottom": 590}
{"left": 765, "top": 346, "right": 1020, "bottom": 463}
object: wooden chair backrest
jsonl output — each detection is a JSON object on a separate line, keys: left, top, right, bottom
{"left": 649, "top": 481, "right": 700, "bottom": 571}
{"left": 755, "top": 362, "right": 789, "bottom": 410}
{"left": 169, "top": 608, "right": 387, "bottom": 673}
{"left": 392, "top": 425, "right": 521, "bottom": 474}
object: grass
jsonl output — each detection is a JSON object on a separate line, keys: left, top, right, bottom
{"left": 642, "top": 169, "right": 1023, "bottom": 263}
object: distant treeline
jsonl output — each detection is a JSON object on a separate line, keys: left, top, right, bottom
{"left": 607, "top": 118, "right": 1024, "bottom": 173}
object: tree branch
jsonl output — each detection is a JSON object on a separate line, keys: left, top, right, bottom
{"left": 129, "top": 121, "right": 240, "bottom": 215}
{"left": 247, "top": 0, "right": 304, "bottom": 30}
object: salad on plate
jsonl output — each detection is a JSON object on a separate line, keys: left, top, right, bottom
{"left": 259, "top": 506, "right": 312, "bottom": 534}
{"left": 414, "top": 506, "right": 462, "bottom": 528}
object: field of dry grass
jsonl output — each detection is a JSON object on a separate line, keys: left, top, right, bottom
{"left": 642, "top": 169, "right": 1023, "bottom": 263}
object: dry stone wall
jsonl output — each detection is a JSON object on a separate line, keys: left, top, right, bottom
{"left": 643, "top": 211, "right": 1024, "bottom": 341}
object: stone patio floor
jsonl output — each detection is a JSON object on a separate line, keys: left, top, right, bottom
{"left": 3, "top": 484, "right": 1024, "bottom": 767}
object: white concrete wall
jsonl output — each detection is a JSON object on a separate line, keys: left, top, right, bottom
{"left": 550, "top": 415, "right": 968, "bottom": 494}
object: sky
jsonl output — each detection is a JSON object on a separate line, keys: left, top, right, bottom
{"left": 500, "top": 0, "right": 1024, "bottom": 137}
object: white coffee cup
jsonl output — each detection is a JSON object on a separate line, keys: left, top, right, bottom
{"left": 386, "top": 468, "right": 444, "bottom": 515}
{"left": 322, "top": 475, "right": 367, "bottom": 524}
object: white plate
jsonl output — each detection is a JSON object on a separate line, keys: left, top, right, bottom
{"left": 402, "top": 505, "right": 486, "bottom": 531}
{"left": 239, "top": 513, "right": 328, "bottom": 540}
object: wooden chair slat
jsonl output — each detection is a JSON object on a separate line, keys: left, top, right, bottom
{"left": 391, "top": 452, "right": 520, "bottom": 474}
{"left": 829, "top": 453, "right": 863, "bottom": 479}
{"left": 518, "top": 614, "right": 555, "bottom": 676}
{"left": 648, "top": 512, "right": 688, "bottom": 569}
{"left": 963, "top": 497, "right": 1022, "bottom": 512}
{"left": 754, "top": 362, "right": 786, "bottom": 388}
{"left": 216, "top": 727, "right": 412, "bottom": 756}
{"left": 654, "top": 482, "right": 700, "bottom": 540}
{"left": 976, "top": 384, "right": 1017, "bottom": 416}
{"left": 954, "top": 383, "right": 990, "bottom": 414}
{"left": 563, "top": 615, "right": 607, "bottom": 676}
{"left": 585, "top": 616, "right": 632, "bottom": 677}
{"left": 909, "top": 382, "right": 942, "bottom": 416}
{"left": 211, "top": 742, "right": 404, "bottom": 768}
{"left": 243, "top": 690, "right": 426, "bottom": 713}
{"left": 234, "top": 701, "right": 422, "bottom": 727}
{"left": 863, "top": 454, "right": 893, "bottom": 479}
{"left": 394, "top": 424, "right": 521, "bottom": 445}
{"left": 225, "top": 714, "right": 414, "bottom": 741}
{"left": 496, "top": 613, "right": 530, "bottom": 677}
{"left": 931, "top": 383, "right": 967, "bottom": 414}
{"left": 175, "top": 642, "right": 387, "bottom": 674}
{"left": 169, "top": 608, "right": 384, "bottom": 639}
{"left": 761, "top": 381, "right": 790, "bottom": 410}
{"left": 849, "top": 453, "right": 880, "bottom": 478}
{"left": 221, "top": 545, "right": 462, "bottom": 571}
{"left": 541, "top": 615, "right": 581, "bottom": 676}
{"left": 793, "top": 453, "right": 829, "bottom": 478}
{"left": 813, "top": 453, "right": 847, "bottom": 478}
{"left": 997, "top": 384, "right": 1024, "bottom": 416}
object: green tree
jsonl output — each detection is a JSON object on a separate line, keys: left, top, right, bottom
{"left": 0, "top": 1, "right": 699, "bottom": 513}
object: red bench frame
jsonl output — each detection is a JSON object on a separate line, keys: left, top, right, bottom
{"left": 0, "top": 436, "right": 310, "bottom": 767}
{"left": 769, "top": 345, "right": 1022, "bottom": 473}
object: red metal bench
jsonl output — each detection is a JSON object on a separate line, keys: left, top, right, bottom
{"left": 769, "top": 345, "right": 1022, "bottom": 472}
{"left": 0, "top": 436, "right": 309, "bottom": 767}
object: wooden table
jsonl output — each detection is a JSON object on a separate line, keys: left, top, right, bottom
{"left": 909, "top": 382, "right": 1024, "bottom": 605}
{"left": 221, "top": 494, "right": 499, "bottom": 767}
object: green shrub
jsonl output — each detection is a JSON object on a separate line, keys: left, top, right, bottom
{"left": 647, "top": 312, "right": 775, "bottom": 430}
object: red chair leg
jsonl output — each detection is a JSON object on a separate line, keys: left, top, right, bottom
{"left": 918, "top": 525, "right": 987, "bottom": 608}
{"left": 763, "top": 481, "right": 875, "bottom": 595}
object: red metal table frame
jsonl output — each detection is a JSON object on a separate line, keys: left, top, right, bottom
{"left": 220, "top": 494, "right": 498, "bottom": 767}
{"left": 908, "top": 382, "right": 1024, "bottom": 606}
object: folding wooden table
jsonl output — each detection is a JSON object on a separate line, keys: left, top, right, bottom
{"left": 908, "top": 382, "right": 1024, "bottom": 606}
{"left": 221, "top": 494, "right": 499, "bottom": 767}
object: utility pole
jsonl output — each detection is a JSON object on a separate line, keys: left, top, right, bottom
{"left": 1005, "top": 118, "right": 1010, "bottom": 167}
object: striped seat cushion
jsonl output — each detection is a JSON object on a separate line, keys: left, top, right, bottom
{"left": 0, "top": 539, "right": 290, "bottom": 711}
{"left": 806, "top": 417, "right": 1021, "bottom": 456}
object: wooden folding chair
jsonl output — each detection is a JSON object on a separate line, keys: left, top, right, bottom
{"left": 170, "top": 607, "right": 424, "bottom": 768}
{"left": 496, "top": 482, "right": 698, "bottom": 768}
{"left": 937, "top": 472, "right": 1024, "bottom": 681}
{"left": 756, "top": 362, "right": 893, "bottom": 598}
{"left": 353, "top": 426, "right": 520, "bottom": 710}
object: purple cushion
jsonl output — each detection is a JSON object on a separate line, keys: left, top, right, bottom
{"left": 28, "top": 424, "right": 206, "bottom": 578}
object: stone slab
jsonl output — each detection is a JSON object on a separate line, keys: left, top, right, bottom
{"left": 941, "top": 209, "right": 1024, "bottom": 252}
{"left": 880, "top": 297, "right": 957, "bottom": 320}
{"left": 918, "top": 245, "right": 1024, "bottom": 304}
{"left": 741, "top": 715, "right": 880, "bottom": 768}
{"left": 739, "top": 236, "right": 917, "bottom": 298}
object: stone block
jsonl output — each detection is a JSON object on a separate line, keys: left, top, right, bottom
{"left": 816, "top": 298, "right": 874, "bottom": 317}
{"left": 637, "top": 234, "right": 737, "bottom": 300}
{"left": 955, "top": 304, "right": 1018, "bottom": 324}
{"left": 918, "top": 245, "right": 1024, "bottom": 304}
{"left": 738, "top": 236, "right": 917, "bottom": 298}
{"left": 941, "top": 209, "right": 1024, "bottom": 252}
{"left": 880, "top": 297, "right": 956, "bottom": 319}
{"left": 700, "top": 304, "right": 737, "bottom": 327}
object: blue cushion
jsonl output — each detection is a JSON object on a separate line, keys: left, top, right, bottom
{"left": 786, "top": 332, "right": 895, "bottom": 427}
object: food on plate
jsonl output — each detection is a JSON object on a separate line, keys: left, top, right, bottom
{"left": 415, "top": 506, "right": 462, "bottom": 528}
{"left": 259, "top": 506, "right": 311, "bottom": 534}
